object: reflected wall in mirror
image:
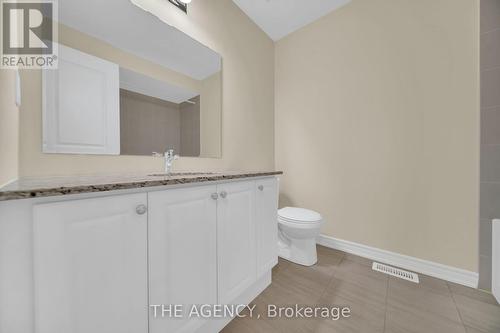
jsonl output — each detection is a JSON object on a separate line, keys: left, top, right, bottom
{"left": 119, "top": 69, "right": 202, "bottom": 157}
{"left": 42, "top": 0, "right": 222, "bottom": 158}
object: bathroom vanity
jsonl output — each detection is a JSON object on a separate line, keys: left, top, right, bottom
{"left": 0, "top": 172, "right": 281, "bottom": 333}
{"left": 0, "top": 2, "right": 280, "bottom": 332}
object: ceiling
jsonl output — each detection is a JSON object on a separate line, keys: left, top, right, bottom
{"left": 120, "top": 68, "right": 198, "bottom": 104}
{"left": 59, "top": 0, "right": 221, "bottom": 80}
{"left": 232, "top": 0, "right": 351, "bottom": 41}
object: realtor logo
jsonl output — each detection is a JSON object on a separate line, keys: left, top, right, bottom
{"left": 1, "top": 0, "right": 58, "bottom": 68}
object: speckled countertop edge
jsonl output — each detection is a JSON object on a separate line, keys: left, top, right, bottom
{"left": 0, "top": 171, "right": 283, "bottom": 202}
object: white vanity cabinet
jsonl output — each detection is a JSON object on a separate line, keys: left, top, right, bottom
{"left": 149, "top": 178, "right": 278, "bottom": 333}
{"left": 9, "top": 176, "right": 278, "bottom": 333}
{"left": 255, "top": 178, "right": 279, "bottom": 277}
{"left": 148, "top": 185, "right": 218, "bottom": 333}
{"left": 33, "top": 193, "right": 149, "bottom": 333}
{"left": 217, "top": 181, "right": 257, "bottom": 304}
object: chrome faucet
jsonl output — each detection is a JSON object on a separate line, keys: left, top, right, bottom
{"left": 153, "top": 149, "right": 179, "bottom": 175}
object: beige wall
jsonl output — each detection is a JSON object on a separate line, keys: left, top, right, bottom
{"left": 199, "top": 72, "right": 222, "bottom": 157}
{"left": 121, "top": 90, "right": 202, "bottom": 157}
{"left": 275, "top": 0, "right": 480, "bottom": 272}
{"left": 0, "top": 70, "right": 19, "bottom": 186}
{"left": 120, "top": 90, "right": 182, "bottom": 156}
{"left": 18, "top": 0, "right": 274, "bottom": 176}
{"left": 180, "top": 96, "right": 201, "bottom": 157}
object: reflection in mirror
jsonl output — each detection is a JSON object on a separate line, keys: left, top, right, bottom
{"left": 119, "top": 68, "right": 201, "bottom": 157}
{"left": 41, "top": 0, "right": 222, "bottom": 158}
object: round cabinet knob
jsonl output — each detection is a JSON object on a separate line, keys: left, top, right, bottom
{"left": 220, "top": 191, "right": 227, "bottom": 199}
{"left": 136, "top": 204, "right": 147, "bottom": 215}
{"left": 258, "top": 185, "right": 264, "bottom": 191}
{"left": 211, "top": 193, "right": 219, "bottom": 200}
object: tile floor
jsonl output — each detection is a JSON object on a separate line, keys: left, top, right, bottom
{"left": 222, "top": 245, "right": 500, "bottom": 333}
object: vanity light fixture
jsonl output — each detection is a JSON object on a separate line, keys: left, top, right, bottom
{"left": 168, "top": 0, "right": 189, "bottom": 13}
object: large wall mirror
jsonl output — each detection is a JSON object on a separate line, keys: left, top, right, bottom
{"left": 42, "top": 0, "right": 222, "bottom": 158}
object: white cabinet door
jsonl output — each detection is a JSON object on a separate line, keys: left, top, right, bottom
{"left": 149, "top": 186, "right": 217, "bottom": 333}
{"left": 255, "top": 178, "right": 279, "bottom": 276}
{"left": 217, "top": 181, "right": 257, "bottom": 304}
{"left": 33, "top": 194, "right": 148, "bottom": 333}
{"left": 43, "top": 44, "right": 120, "bottom": 155}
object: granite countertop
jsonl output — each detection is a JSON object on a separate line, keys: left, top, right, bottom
{"left": 0, "top": 171, "right": 283, "bottom": 202}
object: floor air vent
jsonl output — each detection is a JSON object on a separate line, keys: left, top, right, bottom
{"left": 372, "top": 262, "right": 419, "bottom": 283}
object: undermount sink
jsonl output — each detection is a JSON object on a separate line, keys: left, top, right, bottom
{"left": 148, "top": 172, "right": 219, "bottom": 177}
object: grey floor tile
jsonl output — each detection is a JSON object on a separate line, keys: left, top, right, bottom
{"left": 225, "top": 248, "right": 500, "bottom": 333}
{"left": 448, "top": 281, "right": 498, "bottom": 306}
{"left": 387, "top": 273, "right": 461, "bottom": 323}
{"left": 257, "top": 273, "right": 324, "bottom": 307}
{"left": 314, "top": 295, "right": 385, "bottom": 333}
{"left": 324, "top": 275, "right": 387, "bottom": 307}
{"left": 264, "top": 317, "right": 320, "bottom": 333}
{"left": 273, "top": 257, "right": 292, "bottom": 276}
{"left": 465, "top": 326, "right": 489, "bottom": 333}
{"left": 222, "top": 315, "right": 277, "bottom": 333}
{"left": 453, "top": 294, "right": 500, "bottom": 333}
{"left": 317, "top": 245, "right": 345, "bottom": 264}
{"left": 317, "top": 278, "right": 386, "bottom": 333}
{"left": 342, "top": 253, "right": 375, "bottom": 267}
{"left": 332, "top": 258, "right": 388, "bottom": 291}
{"left": 281, "top": 261, "right": 336, "bottom": 290}
{"left": 389, "top": 272, "right": 450, "bottom": 296}
{"left": 385, "top": 303, "right": 466, "bottom": 333}
{"left": 258, "top": 262, "right": 335, "bottom": 307}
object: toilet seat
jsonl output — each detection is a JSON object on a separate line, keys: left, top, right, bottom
{"left": 278, "top": 207, "right": 322, "bottom": 224}
{"left": 278, "top": 218, "right": 322, "bottom": 228}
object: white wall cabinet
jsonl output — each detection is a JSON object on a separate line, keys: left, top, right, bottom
{"left": 148, "top": 185, "right": 218, "bottom": 333}
{"left": 43, "top": 44, "right": 120, "bottom": 155}
{"left": 28, "top": 177, "right": 278, "bottom": 333}
{"left": 33, "top": 193, "right": 149, "bottom": 333}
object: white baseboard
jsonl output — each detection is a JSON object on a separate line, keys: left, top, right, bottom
{"left": 317, "top": 234, "right": 479, "bottom": 288}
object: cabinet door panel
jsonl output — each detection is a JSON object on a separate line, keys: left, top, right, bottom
{"left": 217, "top": 181, "right": 256, "bottom": 304}
{"left": 149, "top": 186, "right": 217, "bottom": 333}
{"left": 256, "top": 178, "right": 279, "bottom": 276}
{"left": 43, "top": 44, "right": 120, "bottom": 155}
{"left": 33, "top": 194, "right": 148, "bottom": 333}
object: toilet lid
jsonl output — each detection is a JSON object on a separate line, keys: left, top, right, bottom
{"left": 278, "top": 207, "right": 322, "bottom": 223}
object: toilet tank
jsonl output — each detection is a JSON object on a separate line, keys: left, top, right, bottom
{"left": 493, "top": 219, "right": 500, "bottom": 302}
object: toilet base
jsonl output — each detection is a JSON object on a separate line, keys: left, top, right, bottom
{"left": 278, "top": 237, "right": 318, "bottom": 266}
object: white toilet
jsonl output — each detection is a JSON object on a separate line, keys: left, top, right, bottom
{"left": 277, "top": 207, "right": 323, "bottom": 266}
